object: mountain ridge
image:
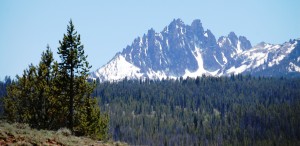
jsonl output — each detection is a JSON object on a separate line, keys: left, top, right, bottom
{"left": 91, "top": 19, "right": 300, "bottom": 82}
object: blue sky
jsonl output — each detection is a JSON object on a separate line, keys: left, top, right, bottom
{"left": 0, "top": 0, "right": 299, "bottom": 79}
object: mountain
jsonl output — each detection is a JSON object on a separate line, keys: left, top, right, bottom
{"left": 90, "top": 19, "right": 300, "bottom": 82}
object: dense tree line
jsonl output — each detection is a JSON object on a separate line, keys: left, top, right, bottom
{"left": 0, "top": 76, "right": 12, "bottom": 117}
{"left": 93, "top": 75, "right": 300, "bottom": 145}
{"left": 2, "top": 20, "right": 108, "bottom": 140}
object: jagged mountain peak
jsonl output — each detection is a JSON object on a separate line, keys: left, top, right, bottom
{"left": 191, "top": 19, "right": 205, "bottom": 40}
{"left": 191, "top": 19, "right": 202, "bottom": 27}
{"left": 238, "top": 36, "right": 252, "bottom": 50}
{"left": 228, "top": 32, "right": 238, "bottom": 41}
{"left": 147, "top": 28, "right": 156, "bottom": 35}
{"left": 218, "top": 32, "right": 252, "bottom": 56}
{"left": 170, "top": 18, "right": 185, "bottom": 26}
{"left": 91, "top": 19, "right": 300, "bottom": 82}
{"left": 204, "top": 29, "right": 213, "bottom": 37}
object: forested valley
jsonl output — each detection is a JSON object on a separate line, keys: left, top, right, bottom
{"left": 91, "top": 75, "right": 300, "bottom": 145}
{"left": 1, "top": 73, "right": 300, "bottom": 145}
{"left": 0, "top": 20, "right": 299, "bottom": 145}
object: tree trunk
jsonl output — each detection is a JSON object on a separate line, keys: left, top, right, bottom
{"left": 69, "top": 65, "right": 74, "bottom": 133}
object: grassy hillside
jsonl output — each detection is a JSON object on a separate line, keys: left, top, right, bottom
{"left": 0, "top": 121, "right": 127, "bottom": 146}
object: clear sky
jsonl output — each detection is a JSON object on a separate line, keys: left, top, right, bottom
{"left": 0, "top": 0, "right": 299, "bottom": 79}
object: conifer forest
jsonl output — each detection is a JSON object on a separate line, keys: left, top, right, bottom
{"left": 92, "top": 76, "right": 300, "bottom": 145}
{"left": 0, "top": 20, "right": 300, "bottom": 145}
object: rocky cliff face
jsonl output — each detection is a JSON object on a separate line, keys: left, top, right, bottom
{"left": 91, "top": 19, "right": 300, "bottom": 82}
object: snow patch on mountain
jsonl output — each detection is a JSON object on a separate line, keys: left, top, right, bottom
{"left": 183, "top": 47, "right": 207, "bottom": 78}
{"left": 146, "top": 69, "right": 176, "bottom": 80}
{"left": 226, "top": 65, "right": 248, "bottom": 75}
{"left": 288, "top": 62, "right": 300, "bottom": 72}
{"left": 90, "top": 19, "right": 300, "bottom": 82}
{"left": 224, "top": 41, "right": 299, "bottom": 75}
{"left": 236, "top": 41, "right": 242, "bottom": 54}
{"left": 92, "top": 54, "right": 143, "bottom": 82}
{"left": 183, "top": 46, "right": 221, "bottom": 77}
{"left": 221, "top": 52, "right": 228, "bottom": 64}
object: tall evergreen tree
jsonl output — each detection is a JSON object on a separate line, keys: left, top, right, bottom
{"left": 3, "top": 20, "right": 109, "bottom": 140}
{"left": 35, "top": 45, "right": 54, "bottom": 128}
{"left": 57, "top": 19, "right": 92, "bottom": 132}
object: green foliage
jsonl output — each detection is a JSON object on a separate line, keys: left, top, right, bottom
{"left": 3, "top": 21, "right": 108, "bottom": 140}
{"left": 75, "top": 97, "right": 109, "bottom": 140}
{"left": 57, "top": 19, "right": 92, "bottom": 133}
{"left": 94, "top": 76, "right": 300, "bottom": 145}
{"left": 0, "top": 76, "right": 11, "bottom": 117}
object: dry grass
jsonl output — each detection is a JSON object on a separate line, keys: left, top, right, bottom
{"left": 0, "top": 121, "right": 127, "bottom": 146}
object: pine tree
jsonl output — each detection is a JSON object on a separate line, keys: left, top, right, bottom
{"left": 3, "top": 46, "right": 55, "bottom": 128}
{"left": 35, "top": 45, "right": 54, "bottom": 128}
{"left": 4, "top": 21, "right": 109, "bottom": 140}
{"left": 57, "top": 19, "right": 92, "bottom": 133}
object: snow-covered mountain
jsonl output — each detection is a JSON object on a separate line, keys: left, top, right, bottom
{"left": 90, "top": 19, "right": 300, "bottom": 82}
